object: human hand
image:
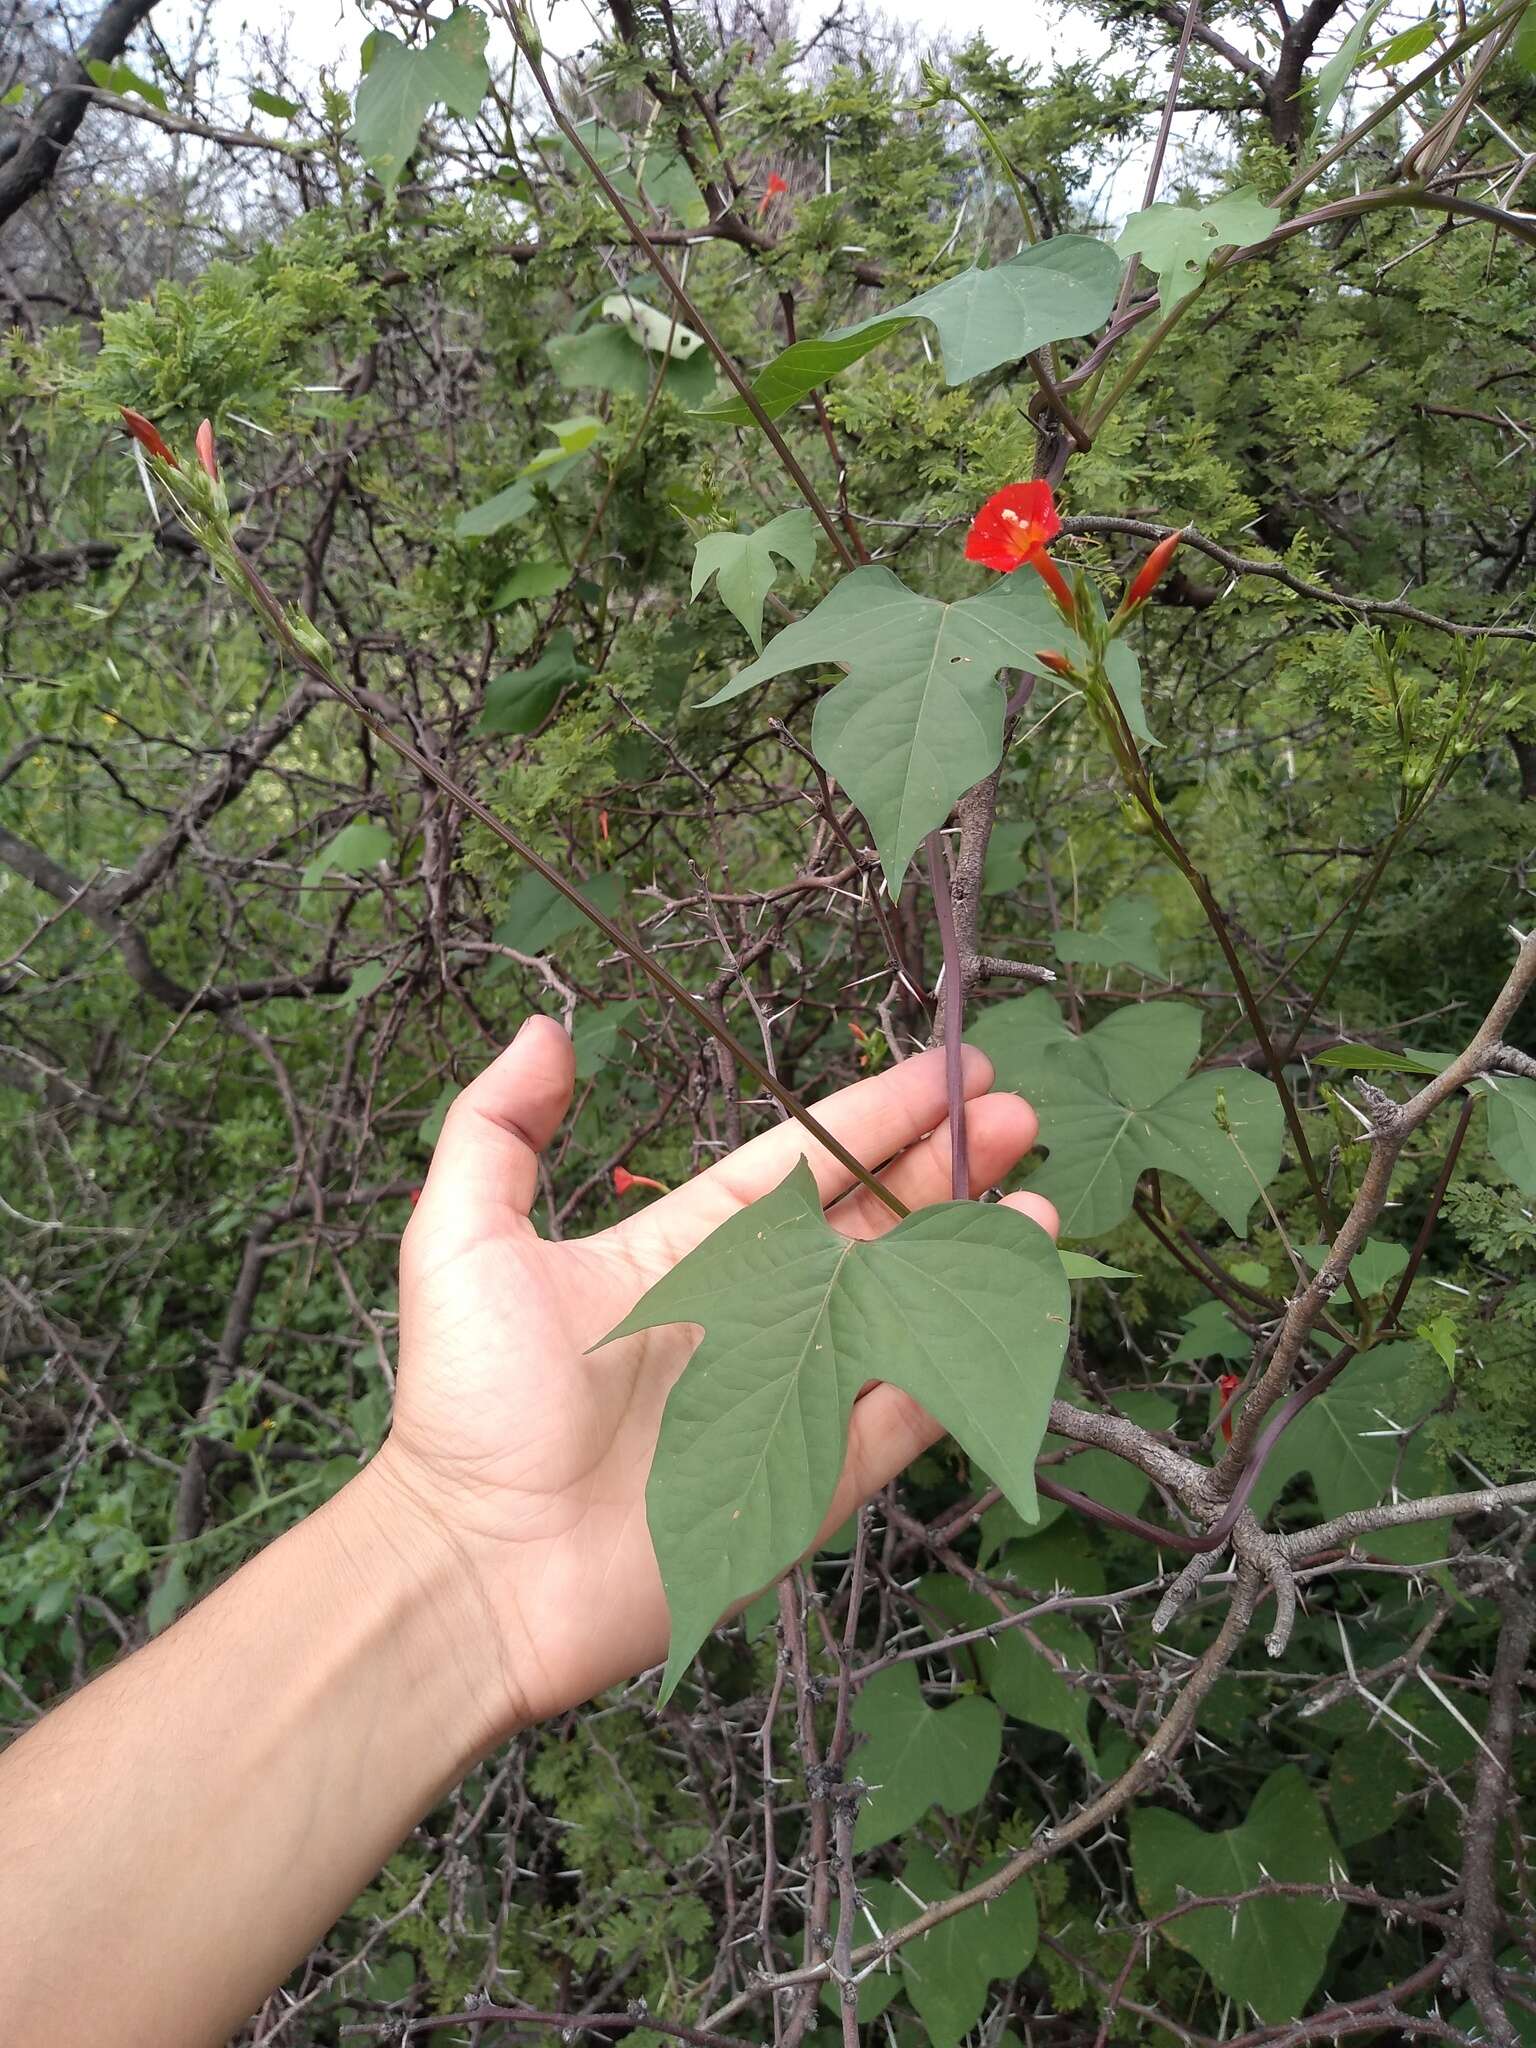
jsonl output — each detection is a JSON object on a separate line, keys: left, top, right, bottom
{"left": 372, "top": 1016, "right": 1057, "bottom": 1736}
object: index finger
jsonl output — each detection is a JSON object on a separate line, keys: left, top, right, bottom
{"left": 681, "top": 1044, "right": 997, "bottom": 1217}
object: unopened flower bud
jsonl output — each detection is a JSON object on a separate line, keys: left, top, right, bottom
{"left": 1123, "top": 529, "right": 1183, "bottom": 613}
{"left": 120, "top": 408, "right": 178, "bottom": 468}
{"left": 195, "top": 419, "right": 219, "bottom": 482}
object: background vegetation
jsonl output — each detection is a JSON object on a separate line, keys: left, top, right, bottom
{"left": 2, "top": 0, "right": 1534, "bottom": 2041}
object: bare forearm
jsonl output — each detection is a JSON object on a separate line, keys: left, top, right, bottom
{"left": 1, "top": 1457, "right": 511, "bottom": 2048}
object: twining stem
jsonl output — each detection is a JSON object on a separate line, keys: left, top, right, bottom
{"left": 925, "top": 831, "right": 969, "bottom": 1202}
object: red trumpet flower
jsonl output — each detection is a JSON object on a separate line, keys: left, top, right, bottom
{"left": 614, "top": 1164, "right": 669, "bottom": 1197}
{"left": 120, "top": 408, "right": 178, "bottom": 468}
{"left": 1217, "top": 1372, "right": 1242, "bottom": 1445}
{"left": 965, "top": 481, "right": 1074, "bottom": 615}
{"left": 758, "top": 171, "right": 789, "bottom": 216}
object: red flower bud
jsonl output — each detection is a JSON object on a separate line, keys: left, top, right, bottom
{"left": 614, "top": 1164, "right": 669, "bottom": 1197}
{"left": 195, "top": 418, "right": 218, "bottom": 482}
{"left": 120, "top": 408, "right": 178, "bottom": 468}
{"left": 598, "top": 809, "right": 609, "bottom": 842}
{"left": 1035, "top": 649, "right": 1076, "bottom": 678}
{"left": 1217, "top": 1371, "right": 1242, "bottom": 1445}
{"left": 407, "top": 1185, "right": 423, "bottom": 1208}
{"left": 1124, "top": 529, "right": 1183, "bottom": 612}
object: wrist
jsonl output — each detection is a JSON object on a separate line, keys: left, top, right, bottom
{"left": 329, "top": 1450, "right": 532, "bottom": 1764}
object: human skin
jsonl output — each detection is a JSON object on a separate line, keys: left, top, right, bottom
{"left": 0, "top": 1018, "right": 1056, "bottom": 2047}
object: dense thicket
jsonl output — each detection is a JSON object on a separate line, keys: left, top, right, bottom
{"left": 2, "top": 1, "right": 1534, "bottom": 2042}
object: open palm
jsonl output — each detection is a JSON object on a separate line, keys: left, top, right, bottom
{"left": 379, "top": 1016, "right": 1056, "bottom": 1730}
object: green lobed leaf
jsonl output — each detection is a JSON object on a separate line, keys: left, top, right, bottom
{"left": 1115, "top": 187, "right": 1281, "bottom": 307}
{"left": 703, "top": 567, "right": 1140, "bottom": 892}
{"left": 491, "top": 560, "right": 569, "bottom": 607}
{"left": 698, "top": 235, "right": 1124, "bottom": 425}
{"left": 690, "top": 510, "right": 819, "bottom": 652}
{"left": 849, "top": 1661, "right": 1001, "bottom": 1850}
{"left": 920, "top": 1574, "right": 1100, "bottom": 1767}
{"left": 352, "top": 7, "right": 488, "bottom": 190}
{"left": 841, "top": 1846, "right": 1038, "bottom": 2045}
{"left": 603, "top": 1160, "right": 1069, "bottom": 1698}
{"left": 491, "top": 869, "right": 624, "bottom": 956}
{"left": 1471, "top": 1072, "right": 1536, "bottom": 1192}
{"left": 1296, "top": 1236, "right": 1408, "bottom": 1301}
{"left": 1328, "top": 1727, "right": 1415, "bottom": 1847}
{"left": 548, "top": 319, "right": 716, "bottom": 403}
{"left": 1245, "top": 1342, "right": 1450, "bottom": 1563}
{"left": 1132, "top": 1766, "right": 1345, "bottom": 2023}
{"left": 301, "top": 820, "right": 393, "bottom": 891}
{"left": 968, "top": 992, "right": 1285, "bottom": 1237}
{"left": 1166, "top": 1298, "right": 1248, "bottom": 1365}
{"left": 1054, "top": 893, "right": 1168, "bottom": 976}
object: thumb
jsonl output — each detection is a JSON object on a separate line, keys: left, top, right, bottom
{"left": 422, "top": 1015, "right": 575, "bottom": 1220}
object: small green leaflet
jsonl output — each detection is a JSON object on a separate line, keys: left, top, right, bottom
{"left": 1376, "top": 19, "right": 1440, "bottom": 67}
{"left": 250, "top": 86, "right": 301, "bottom": 119}
{"left": 477, "top": 631, "right": 588, "bottom": 736}
{"left": 1245, "top": 1342, "right": 1449, "bottom": 1564}
{"left": 690, "top": 510, "right": 819, "bottom": 652}
{"left": 698, "top": 234, "right": 1124, "bottom": 425}
{"left": 1, "top": 82, "right": 25, "bottom": 108}
{"left": 703, "top": 566, "right": 1141, "bottom": 892}
{"left": 602, "top": 1159, "right": 1069, "bottom": 1699}
{"left": 1132, "top": 1766, "right": 1345, "bottom": 2024}
{"left": 849, "top": 1662, "right": 1001, "bottom": 1850}
{"left": 86, "top": 58, "right": 168, "bottom": 110}
{"left": 572, "top": 998, "right": 639, "bottom": 1076}
{"left": 1308, "top": 0, "right": 1393, "bottom": 140}
{"left": 1167, "top": 1298, "right": 1248, "bottom": 1365}
{"left": 491, "top": 560, "right": 568, "bottom": 607}
{"left": 1297, "top": 1236, "right": 1408, "bottom": 1302}
{"left": 1115, "top": 187, "right": 1280, "bottom": 307}
{"left": 1054, "top": 893, "right": 1168, "bottom": 976}
{"left": 341, "top": 960, "right": 390, "bottom": 1010}
{"left": 146, "top": 1554, "right": 191, "bottom": 1636}
{"left": 968, "top": 991, "right": 1284, "bottom": 1237}
{"left": 920, "top": 1573, "right": 1100, "bottom": 1766}
{"left": 831, "top": 1845, "right": 1037, "bottom": 2044}
{"left": 301, "top": 819, "right": 393, "bottom": 891}
{"left": 1416, "top": 1311, "right": 1458, "bottom": 1376}
{"left": 454, "top": 418, "right": 602, "bottom": 539}
{"left": 353, "top": 7, "right": 489, "bottom": 191}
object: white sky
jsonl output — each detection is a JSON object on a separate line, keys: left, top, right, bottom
{"left": 234, "top": 0, "right": 1108, "bottom": 91}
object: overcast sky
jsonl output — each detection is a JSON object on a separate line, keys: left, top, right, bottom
{"left": 232, "top": 0, "right": 1111, "bottom": 90}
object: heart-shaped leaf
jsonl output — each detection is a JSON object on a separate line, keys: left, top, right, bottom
{"left": 850, "top": 1662, "right": 1001, "bottom": 1850}
{"left": 1132, "top": 1766, "right": 1345, "bottom": 2023}
{"left": 968, "top": 992, "right": 1284, "bottom": 1236}
{"left": 703, "top": 567, "right": 1141, "bottom": 891}
{"left": 1115, "top": 186, "right": 1281, "bottom": 307}
{"left": 699, "top": 235, "right": 1123, "bottom": 424}
{"left": 603, "top": 1160, "right": 1069, "bottom": 1698}
{"left": 691, "top": 510, "right": 819, "bottom": 651}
